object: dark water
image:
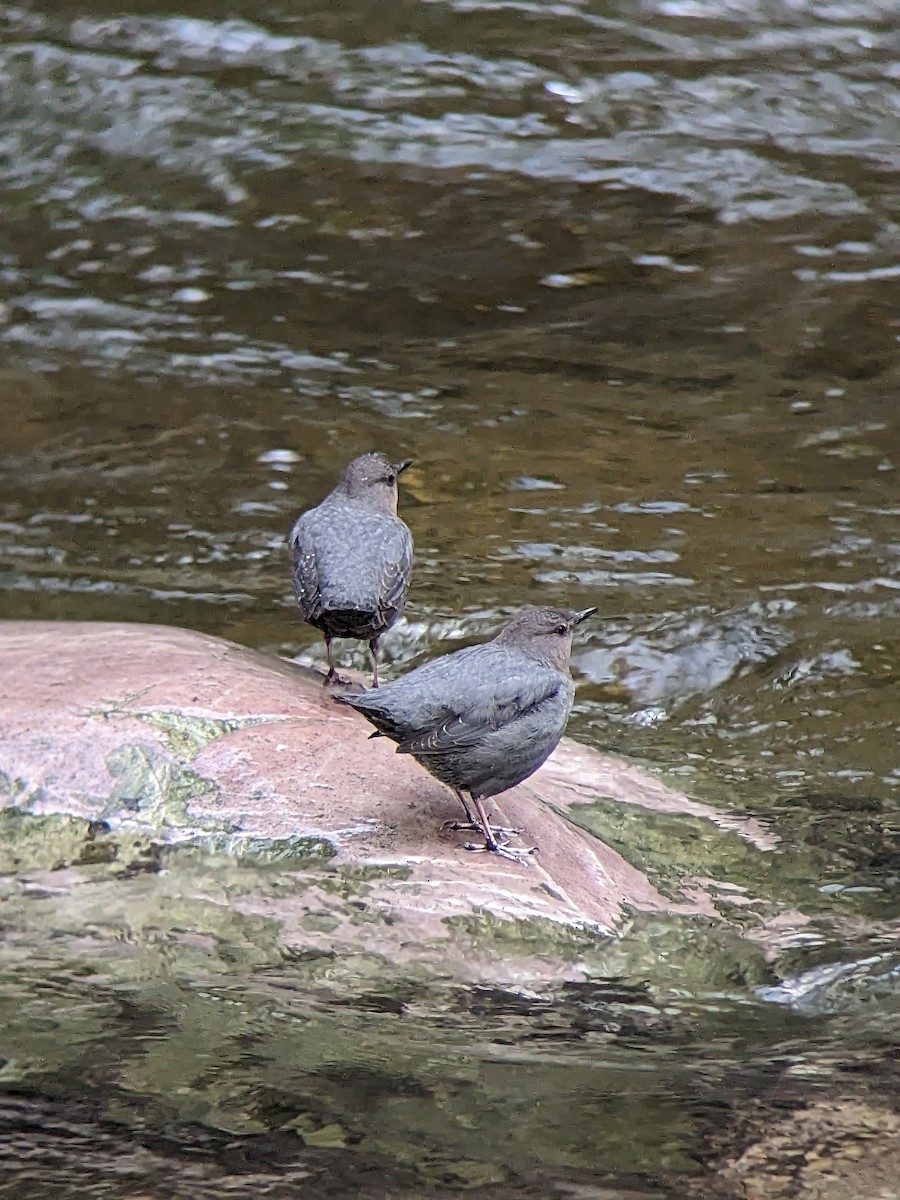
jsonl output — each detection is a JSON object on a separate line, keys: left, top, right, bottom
{"left": 1, "top": 0, "right": 899, "bottom": 1194}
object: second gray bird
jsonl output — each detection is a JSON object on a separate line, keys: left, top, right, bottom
{"left": 289, "top": 452, "right": 413, "bottom": 687}
{"left": 334, "top": 605, "right": 596, "bottom": 860}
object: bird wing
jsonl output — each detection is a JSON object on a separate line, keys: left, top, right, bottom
{"left": 288, "top": 512, "right": 323, "bottom": 621}
{"left": 374, "top": 522, "right": 414, "bottom": 623}
{"left": 289, "top": 504, "right": 411, "bottom": 625}
{"left": 396, "top": 661, "right": 563, "bottom": 757}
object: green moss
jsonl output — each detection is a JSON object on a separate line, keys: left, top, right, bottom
{"left": 127, "top": 710, "right": 273, "bottom": 761}
{"left": 564, "top": 797, "right": 757, "bottom": 898}
{"left": 0, "top": 774, "right": 68, "bottom": 816}
{"left": 103, "top": 742, "right": 229, "bottom": 832}
{"left": 300, "top": 911, "right": 342, "bottom": 933}
{"left": 337, "top": 863, "right": 413, "bottom": 882}
{"left": 564, "top": 795, "right": 808, "bottom": 920}
{"left": 0, "top": 808, "right": 156, "bottom": 875}
{"left": 582, "top": 911, "right": 777, "bottom": 993}
{"left": 315, "top": 873, "right": 372, "bottom": 902}
{"left": 441, "top": 904, "right": 773, "bottom": 995}
{"left": 169, "top": 832, "right": 337, "bottom": 866}
{"left": 444, "top": 907, "right": 607, "bottom": 961}
{"left": 417, "top": 1157, "right": 509, "bottom": 1187}
{"left": 347, "top": 902, "right": 395, "bottom": 926}
{"left": 281, "top": 1114, "right": 352, "bottom": 1147}
{"left": 0, "top": 771, "right": 30, "bottom": 805}
{"left": 89, "top": 704, "right": 276, "bottom": 762}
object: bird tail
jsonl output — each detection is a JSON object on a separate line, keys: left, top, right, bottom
{"left": 332, "top": 692, "right": 402, "bottom": 743}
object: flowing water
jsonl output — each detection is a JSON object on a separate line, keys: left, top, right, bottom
{"left": 1, "top": 0, "right": 899, "bottom": 1195}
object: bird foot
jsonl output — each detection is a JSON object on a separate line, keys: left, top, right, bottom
{"left": 444, "top": 820, "right": 522, "bottom": 839}
{"left": 322, "top": 669, "right": 355, "bottom": 688}
{"left": 464, "top": 838, "right": 536, "bottom": 863}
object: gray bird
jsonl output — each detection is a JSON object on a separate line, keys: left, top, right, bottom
{"left": 334, "top": 605, "right": 596, "bottom": 860}
{"left": 289, "top": 452, "right": 413, "bottom": 687}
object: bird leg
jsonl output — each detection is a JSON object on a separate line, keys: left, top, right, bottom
{"left": 368, "top": 637, "right": 380, "bottom": 688}
{"left": 464, "top": 797, "right": 535, "bottom": 863}
{"left": 442, "top": 789, "right": 521, "bottom": 840}
{"left": 320, "top": 636, "right": 357, "bottom": 687}
{"left": 454, "top": 788, "right": 476, "bottom": 824}
{"left": 323, "top": 636, "right": 337, "bottom": 685}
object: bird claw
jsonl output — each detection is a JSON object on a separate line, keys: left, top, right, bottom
{"left": 464, "top": 839, "right": 536, "bottom": 863}
{"left": 444, "top": 820, "right": 521, "bottom": 839}
{"left": 323, "top": 669, "right": 355, "bottom": 688}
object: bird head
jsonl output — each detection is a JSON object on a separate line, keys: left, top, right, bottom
{"left": 494, "top": 604, "right": 596, "bottom": 671}
{"left": 338, "top": 453, "right": 412, "bottom": 514}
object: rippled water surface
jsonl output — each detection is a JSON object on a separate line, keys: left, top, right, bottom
{"left": 1, "top": 0, "right": 899, "bottom": 1194}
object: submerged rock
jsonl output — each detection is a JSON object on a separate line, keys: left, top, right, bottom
{"left": 0, "top": 620, "right": 779, "bottom": 989}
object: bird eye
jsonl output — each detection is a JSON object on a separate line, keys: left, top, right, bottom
{"left": 555, "top": 623, "right": 567, "bottom": 636}
{"left": 385, "top": 473, "right": 396, "bottom": 485}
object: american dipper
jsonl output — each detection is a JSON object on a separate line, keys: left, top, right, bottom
{"left": 289, "top": 452, "right": 413, "bottom": 687}
{"left": 334, "top": 605, "right": 596, "bottom": 860}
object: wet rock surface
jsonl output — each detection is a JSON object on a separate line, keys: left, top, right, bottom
{"left": 702, "top": 1084, "right": 900, "bottom": 1200}
{"left": 0, "top": 619, "right": 783, "bottom": 989}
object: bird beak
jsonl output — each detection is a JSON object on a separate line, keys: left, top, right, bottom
{"left": 574, "top": 607, "right": 597, "bottom": 625}
{"left": 394, "top": 459, "right": 413, "bottom": 475}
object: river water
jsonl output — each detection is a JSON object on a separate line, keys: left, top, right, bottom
{"left": 1, "top": 0, "right": 898, "bottom": 1196}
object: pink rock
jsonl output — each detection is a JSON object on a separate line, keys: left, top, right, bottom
{"left": 0, "top": 621, "right": 776, "bottom": 986}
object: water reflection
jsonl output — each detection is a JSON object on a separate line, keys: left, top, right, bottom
{"left": 1, "top": 848, "right": 897, "bottom": 1196}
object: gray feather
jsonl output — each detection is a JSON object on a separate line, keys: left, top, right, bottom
{"left": 336, "top": 634, "right": 576, "bottom": 799}
{"left": 290, "top": 500, "right": 411, "bottom": 637}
